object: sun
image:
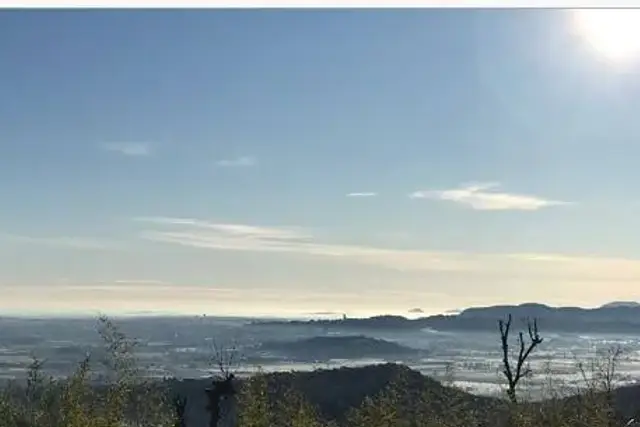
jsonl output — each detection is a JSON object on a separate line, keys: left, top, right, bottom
{"left": 570, "top": 9, "right": 640, "bottom": 65}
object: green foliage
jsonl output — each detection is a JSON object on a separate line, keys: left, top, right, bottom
{"left": 237, "top": 371, "right": 271, "bottom": 427}
{"left": 274, "top": 385, "right": 324, "bottom": 427}
{"left": 346, "top": 369, "right": 413, "bottom": 427}
{"left": 0, "top": 316, "right": 175, "bottom": 427}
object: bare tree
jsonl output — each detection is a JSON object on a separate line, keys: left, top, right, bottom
{"left": 576, "top": 344, "right": 627, "bottom": 426}
{"left": 498, "top": 314, "right": 544, "bottom": 404}
{"left": 205, "top": 340, "right": 240, "bottom": 427}
{"left": 596, "top": 345, "right": 625, "bottom": 396}
{"left": 209, "top": 340, "right": 239, "bottom": 380}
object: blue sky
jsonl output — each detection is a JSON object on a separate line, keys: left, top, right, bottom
{"left": 2, "top": 10, "right": 640, "bottom": 317}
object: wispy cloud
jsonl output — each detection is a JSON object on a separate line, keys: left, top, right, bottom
{"left": 134, "top": 217, "right": 640, "bottom": 283}
{"left": 54, "top": 278, "right": 173, "bottom": 289}
{"left": 112, "top": 279, "right": 171, "bottom": 286}
{"left": 409, "top": 182, "right": 571, "bottom": 211}
{"left": 102, "top": 142, "right": 151, "bottom": 157}
{"left": 0, "top": 234, "right": 121, "bottom": 251}
{"left": 346, "top": 192, "right": 378, "bottom": 197}
{"left": 135, "top": 217, "right": 312, "bottom": 241}
{"left": 215, "top": 156, "right": 256, "bottom": 167}
{"left": 306, "top": 311, "right": 344, "bottom": 316}
{"left": 136, "top": 216, "right": 461, "bottom": 271}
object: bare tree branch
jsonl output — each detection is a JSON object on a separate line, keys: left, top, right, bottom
{"left": 498, "top": 314, "right": 543, "bottom": 404}
{"left": 206, "top": 337, "right": 242, "bottom": 427}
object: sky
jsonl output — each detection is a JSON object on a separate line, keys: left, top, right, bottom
{"left": 2, "top": 9, "right": 640, "bottom": 317}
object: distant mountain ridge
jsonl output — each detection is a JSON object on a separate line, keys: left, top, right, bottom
{"left": 249, "top": 301, "right": 640, "bottom": 333}
{"left": 600, "top": 301, "right": 640, "bottom": 309}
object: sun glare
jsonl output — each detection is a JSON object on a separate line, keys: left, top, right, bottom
{"left": 571, "top": 9, "right": 640, "bottom": 64}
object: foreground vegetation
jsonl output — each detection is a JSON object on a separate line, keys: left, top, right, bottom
{"left": 0, "top": 315, "right": 639, "bottom": 427}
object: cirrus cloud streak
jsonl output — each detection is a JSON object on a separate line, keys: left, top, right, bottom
{"left": 409, "top": 182, "right": 571, "bottom": 211}
{"left": 136, "top": 217, "right": 640, "bottom": 284}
